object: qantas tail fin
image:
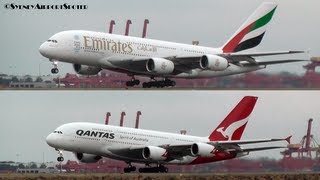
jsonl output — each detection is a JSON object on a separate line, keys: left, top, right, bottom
{"left": 222, "top": 2, "right": 277, "bottom": 53}
{"left": 208, "top": 96, "right": 258, "bottom": 141}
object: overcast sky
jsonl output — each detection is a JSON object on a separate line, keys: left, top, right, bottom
{"left": 1, "top": 90, "right": 319, "bottom": 163}
{"left": 0, "top": 0, "right": 318, "bottom": 76}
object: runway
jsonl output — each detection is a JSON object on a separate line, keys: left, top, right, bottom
{"left": 1, "top": 172, "right": 319, "bottom": 180}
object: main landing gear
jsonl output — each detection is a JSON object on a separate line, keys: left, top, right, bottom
{"left": 123, "top": 163, "right": 136, "bottom": 173}
{"left": 142, "top": 78, "right": 176, "bottom": 88}
{"left": 126, "top": 76, "right": 140, "bottom": 87}
{"left": 50, "top": 60, "right": 59, "bottom": 74}
{"left": 123, "top": 163, "right": 168, "bottom": 173}
{"left": 138, "top": 164, "right": 168, "bottom": 173}
{"left": 125, "top": 75, "right": 176, "bottom": 88}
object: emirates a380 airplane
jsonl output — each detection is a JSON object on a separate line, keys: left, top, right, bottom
{"left": 39, "top": 2, "right": 305, "bottom": 88}
{"left": 46, "top": 96, "right": 291, "bottom": 173}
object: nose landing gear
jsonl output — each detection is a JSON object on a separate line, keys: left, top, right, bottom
{"left": 56, "top": 149, "right": 64, "bottom": 162}
{"left": 50, "top": 60, "right": 59, "bottom": 74}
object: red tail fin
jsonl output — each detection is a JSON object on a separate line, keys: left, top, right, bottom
{"left": 209, "top": 96, "right": 258, "bottom": 141}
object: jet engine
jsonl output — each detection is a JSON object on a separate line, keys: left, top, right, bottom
{"left": 200, "top": 55, "right": 229, "bottom": 71}
{"left": 73, "top": 64, "right": 102, "bottom": 75}
{"left": 142, "top": 146, "right": 168, "bottom": 161}
{"left": 190, "top": 143, "right": 216, "bottom": 157}
{"left": 146, "top": 58, "right": 174, "bottom": 74}
{"left": 75, "top": 153, "right": 102, "bottom": 163}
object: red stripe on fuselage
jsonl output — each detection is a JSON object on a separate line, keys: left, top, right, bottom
{"left": 222, "top": 22, "right": 254, "bottom": 53}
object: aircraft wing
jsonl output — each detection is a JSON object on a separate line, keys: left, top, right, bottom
{"left": 172, "top": 50, "right": 306, "bottom": 70}
{"left": 164, "top": 136, "right": 290, "bottom": 157}
{"left": 106, "top": 51, "right": 306, "bottom": 75}
{"left": 106, "top": 136, "right": 290, "bottom": 161}
{"left": 209, "top": 136, "right": 292, "bottom": 145}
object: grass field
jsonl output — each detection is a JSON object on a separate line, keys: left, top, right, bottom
{"left": 0, "top": 172, "right": 319, "bottom": 180}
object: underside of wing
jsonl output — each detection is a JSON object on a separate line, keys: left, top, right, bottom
{"left": 105, "top": 50, "right": 306, "bottom": 76}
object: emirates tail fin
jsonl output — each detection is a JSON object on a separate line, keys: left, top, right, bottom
{"left": 222, "top": 3, "right": 277, "bottom": 53}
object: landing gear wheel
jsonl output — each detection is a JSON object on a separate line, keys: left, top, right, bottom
{"left": 57, "top": 156, "right": 64, "bottom": 162}
{"left": 133, "top": 79, "right": 140, "bottom": 85}
{"left": 125, "top": 77, "right": 140, "bottom": 87}
{"left": 126, "top": 81, "right": 133, "bottom": 87}
{"left": 123, "top": 162, "right": 136, "bottom": 173}
{"left": 142, "top": 78, "right": 176, "bottom": 88}
{"left": 159, "top": 165, "right": 168, "bottom": 173}
{"left": 51, "top": 68, "right": 59, "bottom": 74}
{"left": 123, "top": 166, "right": 136, "bottom": 173}
{"left": 138, "top": 165, "right": 168, "bottom": 173}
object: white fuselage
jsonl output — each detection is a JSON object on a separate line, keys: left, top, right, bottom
{"left": 39, "top": 30, "right": 265, "bottom": 78}
{"left": 46, "top": 122, "right": 238, "bottom": 165}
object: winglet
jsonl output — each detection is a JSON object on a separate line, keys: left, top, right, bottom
{"left": 285, "top": 135, "right": 292, "bottom": 144}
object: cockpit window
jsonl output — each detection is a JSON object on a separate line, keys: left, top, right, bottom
{"left": 53, "top": 130, "right": 63, "bottom": 134}
{"left": 47, "top": 39, "right": 58, "bottom": 43}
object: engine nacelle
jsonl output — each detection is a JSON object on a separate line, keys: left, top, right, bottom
{"left": 73, "top": 64, "right": 102, "bottom": 75}
{"left": 200, "top": 55, "right": 229, "bottom": 71}
{"left": 146, "top": 58, "right": 174, "bottom": 74}
{"left": 190, "top": 143, "right": 216, "bottom": 157}
{"left": 75, "top": 153, "right": 102, "bottom": 163}
{"left": 142, "top": 146, "right": 168, "bottom": 161}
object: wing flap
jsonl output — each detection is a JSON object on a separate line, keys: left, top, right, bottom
{"left": 229, "top": 146, "right": 286, "bottom": 153}
{"left": 242, "top": 59, "right": 307, "bottom": 67}
{"left": 222, "top": 50, "right": 305, "bottom": 57}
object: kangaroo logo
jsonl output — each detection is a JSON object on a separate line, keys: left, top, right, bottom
{"left": 216, "top": 118, "right": 248, "bottom": 140}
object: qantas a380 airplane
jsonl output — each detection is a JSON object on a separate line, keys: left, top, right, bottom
{"left": 39, "top": 2, "right": 305, "bottom": 88}
{"left": 46, "top": 96, "right": 291, "bottom": 173}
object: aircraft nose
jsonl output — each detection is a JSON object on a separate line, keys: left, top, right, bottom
{"left": 46, "top": 133, "right": 56, "bottom": 147}
{"left": 39, "top": 43, "right": 48, "bottom": 57}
